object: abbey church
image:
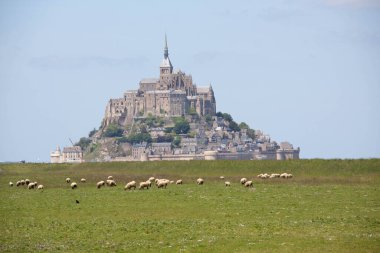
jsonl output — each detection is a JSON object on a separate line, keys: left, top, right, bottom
{"left": 103, "top": 36, "right": 216, "bottom": 127}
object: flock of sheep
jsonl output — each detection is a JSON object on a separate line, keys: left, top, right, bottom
{"left": 9, "top": 179, "right": 44, "bottom": 190}
{"left": 8, "top": 172, "right": 293, "bottom": 191}
{"left": 257, "top": 173, "right": 293, "bottom": 179}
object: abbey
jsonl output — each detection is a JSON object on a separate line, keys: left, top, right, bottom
{"left": 103, "top": 36, "right": 216, "bottom": 128}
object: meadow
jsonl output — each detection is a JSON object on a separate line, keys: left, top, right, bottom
{"left": 0, "top": 159, "right": 379, "bottom": 252}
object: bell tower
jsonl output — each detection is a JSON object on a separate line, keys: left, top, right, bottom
{"left": 160, "top": 34, "right": 173, "bottom": 76}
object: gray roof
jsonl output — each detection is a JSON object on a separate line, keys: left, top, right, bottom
{"left": 152, "top": 142, "right": 172, "bottom": 147}
{"left": 140, "top": 78, "right": 158, "bottom": 84}
{"left": 197, "top": 87, "right": 210, "bottom": 94}
{"left": 63, "top": 146, "right": 82, "bottom": 153}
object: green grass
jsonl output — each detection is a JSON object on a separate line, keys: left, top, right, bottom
{"left": 0, "top": 159, "right": 379, "bottom": 252}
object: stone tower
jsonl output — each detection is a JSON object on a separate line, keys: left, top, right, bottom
{"left": 160, "top": 34, "right": 173, "bottom": 76}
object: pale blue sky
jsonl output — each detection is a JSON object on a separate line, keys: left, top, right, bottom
{"left": 1, "top": 0, "right": 379, "bottom": 162}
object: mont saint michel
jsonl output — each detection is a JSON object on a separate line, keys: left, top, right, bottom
{"left": 51, "top": 37, "right": 300, "bottom": 163}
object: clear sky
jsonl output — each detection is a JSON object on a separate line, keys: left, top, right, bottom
{"left": 0, "top": 0, "right": 379, "bottom": 162}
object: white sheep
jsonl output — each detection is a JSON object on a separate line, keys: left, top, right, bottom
{"left": 256, "top": 174, "right": 263, "bottom": 178}
{"left": 157, "top": 180, "right": 168, "bottom": 189}
{"left": 9, "top": 182, "right": 13, "bottom": 187}
{"left": 225, "top": 181, "right": 231, "bottom": 187}
{"left": 240, "top": 178, "right": 247, "bottom": 184}
{"left": 176, "top": 179, "right": 183, "bottom": 185}
{"left": 37, "top": 184, "right": 44, "bottom": 190}
{"left": 270, "top": 173, "right": 280, "bottom": 178}
{"left": 124, "top": 181, "right": 136, "bottom": 190}
{"left": 244, "top": 181, "right": 253, "bottom": 187}
{"left": 28, "top": 182, "right": 36, "bottom": 189}
{"left": 220, "top": 176, "right": 225, "bottom": 179}
{"left": 197, "top": 178, "right": 204, "bottom": 185}
{"left": 16, "top": 181, "right": 21, "bottom": 187}
{"left": 71, "top": 182, "right": 77, "bottom": 189}
{"left": 145, "top": 180, "right": 152, "bottom": 187}
{"left": 139, "top": 181, "right": 150, "bottom": 190}
{"left": 107, "top": 176, "right": 113, "bottom": 180}
{"left": 148, "top": 177, "right": 155, "bottom": 182}
{"left": 156, "top": 179, "right": 170, "bottom": 186}
{"left": 66, "top": 178, "right": 71, "bottom": 183}
{"left": 97, "top": 181, "right": 105, "bottom": 189}
{"left": 25, "top": 179, "right": 30, "bottom": 185}
{"left": 20, "top": 180, "right": 25, "bottom": 185}
{"left": 280, "top": 173, "right": 293, "bottom": 179}
{"left": 106, "top": 180, "right": 117, "bottom": 187}
{"left": 169, "top": 180, "right": 174, "bottom": 184}
{"left": 80, "top": 178, "right": 86, "bottom": 183}
{"left": 260, "top": 174, "right": 270, "bottom": 179}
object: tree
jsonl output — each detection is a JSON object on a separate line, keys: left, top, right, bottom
{"left": 88, "top": 128, "right": 97, "bottom": 137}
{"left": 229, "top": 121, "right": 240, "bottom": 132}
{"left": 128, "top": 133, "right": 152, "bottom": 144}
{"left": 172, "top": 136, "right": 181, "bottom": 147}
{"left": 246, "top": 129, "right": 256, "bottom": 140}
{"left": 239, "top": 122, "right": 249, "bottom": 129}
{"left": 157, "top": 134, "right": 174, "bottom": 143}
{"left": 173, "top": 119, "right": 190, "bottom": 134}
{"left": 216, "top": 111, "right": 223, "bottom": 117}
{"left": 76, "top": 137, "right": 91, "bottom": 151}
{"left": 103, "top": 124, "right": 123, "bottom": 137}
{"left": 222, "top": 113, "right": 233, "bottom": 122}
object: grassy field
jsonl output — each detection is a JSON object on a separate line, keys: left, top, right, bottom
{"left": 0, "top": 159, "right": 379, "bottom": 252}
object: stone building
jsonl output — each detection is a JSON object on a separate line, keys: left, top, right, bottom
{"left": 102, "top": 35, "right": 216, "bottom": 128}
{"left": 50, "top": 146, "right": 83, "bottom": 163}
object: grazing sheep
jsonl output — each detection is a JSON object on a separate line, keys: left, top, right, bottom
{"left": 71, "top": 182, "right": 77, "bottom": 189}
{"left": 16, "top": 181, "right": 21, "bottom": 187}
{"left": 280, "top": 173, "right": 293, "bottom": 179}
{"left": 157, "top": 180, "right": 168, "bottom": 189}
{"left": 220, "top": 176, "right": 225, "bottom": 179}
{"left": 148, "top": 177, "right": 155, "bottom": 182}
{"left": 155, "top": 179, "right": 170, "bottom": 186}
{"left": 25, "top": 179, "right": 30, "bottom": 185}
{"left": 145, "top": 180, "right": 152, "bottom": 187}
{"left": 240, "top": 178, "right": 247, "bottom": 185}
{"left": 139, "top": 181, "right": 150, "bottom": 190}
{"left": 66, "top": 178, "right": 71, "bottom": 183}
{"left": 106, "top": 180, "right": 117, "bottom": 187}
{"left": 169, "top": 180, "right": 174, "bottom": 184}
{"left": 196, "top": 178, "right": 204, "bottom": 185}
{"left": 259, "top": 174, "right": 270, "bottom": 179}
{"left": 37, "top": 184, "right": 44, "bottom": 190}
{"left": 244, "top": 181, "right": 253, "bottom": 187}
{"left": 107, "top": 176, "right": 113, "bottom": 180}
{"left": 9, "top": 182, "right": 13, "bottom": 187}
{"left": 257, "top": 174, "right": 263, "bottom": 178}
{"left": 270, "top": 173, "right": 280, "bottom": 179}
{"left": 28, "top": 183, "right": 36, "bottom": 189}
{"left": 225, "top": 181, "right": 231, "bottom": 187}
{"left": 80, "top": 178, "right": 86, "bottom": 183}
{"left": 97, "top": 181, "right": 105, "bottom": 189}
{"left": 20, "top": 180, "right": 25, "bottom": 186}
{"left": 124, "top": 181, "right": 136, "bottom": 190}
{"left": 176, "top": 179, "right": 183, "bottom": 185}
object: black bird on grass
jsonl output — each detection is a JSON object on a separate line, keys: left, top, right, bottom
{"left": 76, "top": 200, "right": 80, "bottom": 204}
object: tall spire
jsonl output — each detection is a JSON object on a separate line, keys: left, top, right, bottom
{"left": 164, "top": 34, "right": 169, "bottom": 59}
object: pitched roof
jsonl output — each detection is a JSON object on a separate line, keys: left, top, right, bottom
{"left": 140, "top": 78, "right": 158, "bottom": 84}
{"left": 63, "top": 146, "right": 82, "bottom": 153}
